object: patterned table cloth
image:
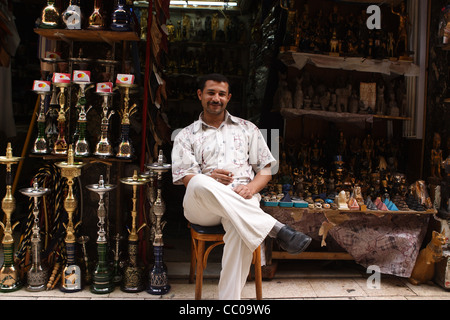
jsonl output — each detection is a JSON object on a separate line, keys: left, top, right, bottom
{"left": 263, "top": 206, "right": 431, "bottom": 278}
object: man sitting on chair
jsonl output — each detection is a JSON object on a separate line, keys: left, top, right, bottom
{"left": 171, "top": 73, "right": 311, "bottom": 300}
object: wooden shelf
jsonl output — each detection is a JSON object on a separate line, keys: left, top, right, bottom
{"left": 280, "top": 108, "right": 411, "bottom": 124}
{"left": 279, "top": 51, "right": 420, "bottom": 76}
{"left": 34, "top": 28, "right": 140, "bottom": 42}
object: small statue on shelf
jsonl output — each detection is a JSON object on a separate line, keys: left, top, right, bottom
{"left": 335, "top": 84, "right": 351, "bottom": 113}
{"left": 211, "top": 13, "right": 219, "bottom": 41}
{"left": 280, "top": 0, "right": 299, "bottom": 52}
{"left": 376, "top": 81, "right": 386, "bottom": 115}
{"left": 391, "top": 1, "right": 412, "bottom": 60}
{"left": 329, "top": 30, "right": 339, "bottom": 56}
{"left": 166, "top": 20, "right": 175, "bottom": 42}
{"left": 348, "top": 89, "right": 359, "bottom": 113}
{"left": 293, "top": 76, "right": 304, "bottom": 109}
{"left": 431, "top": 133, "right": 443, "bottom": 179}
{"left": 387, "top": 92, "right": 400, "bottom": 117}
{"left": 182, "top": 14, "right": 192, "bottom": 40}
{"left": 438, "top": 5, "right": 450, "bottom": 45}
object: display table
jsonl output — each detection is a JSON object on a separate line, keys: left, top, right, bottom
{"left": 262, "top": 206, "right": 435, "bottom": 278}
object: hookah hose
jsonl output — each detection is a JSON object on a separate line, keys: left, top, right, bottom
{"left": 16, "top": 164, "right": 61, "bottom": 264}
{"left": 15, "top": 163, "right": 77, "bottom": 283}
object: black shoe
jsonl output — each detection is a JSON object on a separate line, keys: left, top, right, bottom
{"left": 276, "top": 225, "right": 312, "bottom": 254}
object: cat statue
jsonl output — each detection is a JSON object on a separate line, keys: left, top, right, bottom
{"left": 409, "top": 231, "right": 446, "bottom": 285}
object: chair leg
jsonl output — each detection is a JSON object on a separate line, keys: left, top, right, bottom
{"left": 254, "top": 246, "right": 262, "bottom": 300}
{"left": 195, "top": 240, "right": 205, "bottom": 300}
{"left": 189, "top": 238, "right": 196, "bottom": 284}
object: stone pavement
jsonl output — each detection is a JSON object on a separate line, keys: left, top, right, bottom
{"left": 1, "top": 260, "right": 449, "bottom": 300}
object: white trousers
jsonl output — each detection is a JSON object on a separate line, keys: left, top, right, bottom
{"left": 183, "top": 174, "right": 277, "bottom": 300}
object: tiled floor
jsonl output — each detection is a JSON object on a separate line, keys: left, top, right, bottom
{"left": 1, "top": 260, "right": 450, "bottom": 300}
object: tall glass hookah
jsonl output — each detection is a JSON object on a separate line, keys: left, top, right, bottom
{"left": 19, "top": 179, "right": 50, "bottom": 291}
{"left": 73, "top": 81, "right": 94, "bottom": 157}
{"left": 95, "top": 87, "right": 115, "bottom": 157}
{"left": 86, "top": 175, "right": 116, "bottom": 294}
{"left": 56, "top": 146, "right": 86, "bottom": 292}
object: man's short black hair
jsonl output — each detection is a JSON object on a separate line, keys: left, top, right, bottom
{"left": 197, "top": 73, "right": 230, "bottom": 92}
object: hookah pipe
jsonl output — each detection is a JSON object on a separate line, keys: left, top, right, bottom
{"left": 53, "top": 83, "right": 71, "bottom": 155}
{"left": 116, "top": 83, "right": 138, "bottom": 159}
{"left": 86, "top": 175, "right": 116, "bottom": 294}
{"left": 147, "top": 150, "right": 171, "bottom": 295}
{"left": 19, "top": 178, "right": 50, "bottom": 291}
{"left": 95, "top": 91, "right": 115, "bottom": 157}
{"left": 0, "top": 143, "right": 24, "bottom": 292}
{"left": 56, "top": 145, "right": 86, "bottom": 292}
{"left": 119, "top": 170, "right": 149, "bottom": 292}
{"left": 74, "top": 83, "right": 94, "bottom": 157}
{"left": 32, "top": 90, "right": 52, "bottom": 154}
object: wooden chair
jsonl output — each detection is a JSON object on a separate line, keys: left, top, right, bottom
{"left": 189, "top": 223, "right": 262, "bottom": 300}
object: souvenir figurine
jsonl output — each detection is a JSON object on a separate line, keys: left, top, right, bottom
{"left": 391, "top": 1, "right": 412, "bottom": 60}
{"left": 431, "top": 133, "right": 443, "bottom": 179}
{"left": 280, "top": 0, "right": 299, "bottom": 52}
{"left": 439, "top": 5, "right": 450, "bottom": 44}
{"left": 337, "top": 190, "right": 349, "bottom": 210}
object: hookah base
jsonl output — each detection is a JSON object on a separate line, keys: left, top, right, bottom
{"left": 0, "top": 282, "right": 22, "bottom": 293}
{"left": 60, "top": 264, "right": 83, "bottom": 293}
{"left": 90, "top": 283, "right": 115, "bottom": 294}
{"left": 147, "top": 269, "right": 170, "bottom": 295}
{"left": 60, "top": 287, "right": 82, "bottom": 293}
{"left": 110, "top": 24, "right": 131, "bottom": 32}
{"left": 94, "top": 145, "right": 113, "bottom": 158}
{"left": 26, "top": 283, "right": 46, "bottom": 292}
{"left": 147, "top": 284, "right": 171, "bottom": 295}
{"left": 120, "top": 266, "right": 145, "bottom": 293}
{"left": 0, "top": 266, "right": 22, "bottom": 292}
{"left": 120, "top": 284, "right": 144, "bottom": 293}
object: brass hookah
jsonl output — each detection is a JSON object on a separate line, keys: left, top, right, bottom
{"left": 32, "top": 87, "right": 52, "bottom": 154}
{"left": 19, "top": 178, "right": 50, "bottom": 291}
{"left": 73, "top": 81, "right": 94, "bottom": 157}
{"left": 52, "top": 82, "right": 71, "bottom": 155}
{"left": 94, "top": 88, "right": 115, "bottom": 157}
{"left": 39, "top": 0, "right": 60, "bottom": 29}
{"left": 146, "top": 150, "right": 171, "bottom": 295}
{"left": 116, "top": 83, "right": 138, "bottom": 159}
{"left": 56, "top": 145, "right": 85, "bottom": 292}
{"left": 88, "top": 0, "right": 105, "bottom": 30}
{"left": 86, "top": 175, "right": 116, "bottom": 294}
{"left": 139, "top": 169, "right": 156, "bottom": 243}
{"left": 0, "top": 143, "right": 23, "bottom": 292}
{"left": 119, "top": 170, "right": 149, "bottom": 292}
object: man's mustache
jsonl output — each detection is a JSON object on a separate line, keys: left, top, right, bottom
{"left": 208, "top": 101, "right": 223, "bottom": 106}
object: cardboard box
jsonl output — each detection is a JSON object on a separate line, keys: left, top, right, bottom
{"left": 116, "top": 74, "right": 134, "bottom": 85}
{"left": 96, "top": 82, "right": 113, "bottom": 93}
{"left": 73, "top": 70, "right": 91, "bottom": 82}
{"left": 52, "top": 73, "right": 71, "bottom": 83}
{"left": 32, "top": 80, "right": 51, "bottom": 92}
